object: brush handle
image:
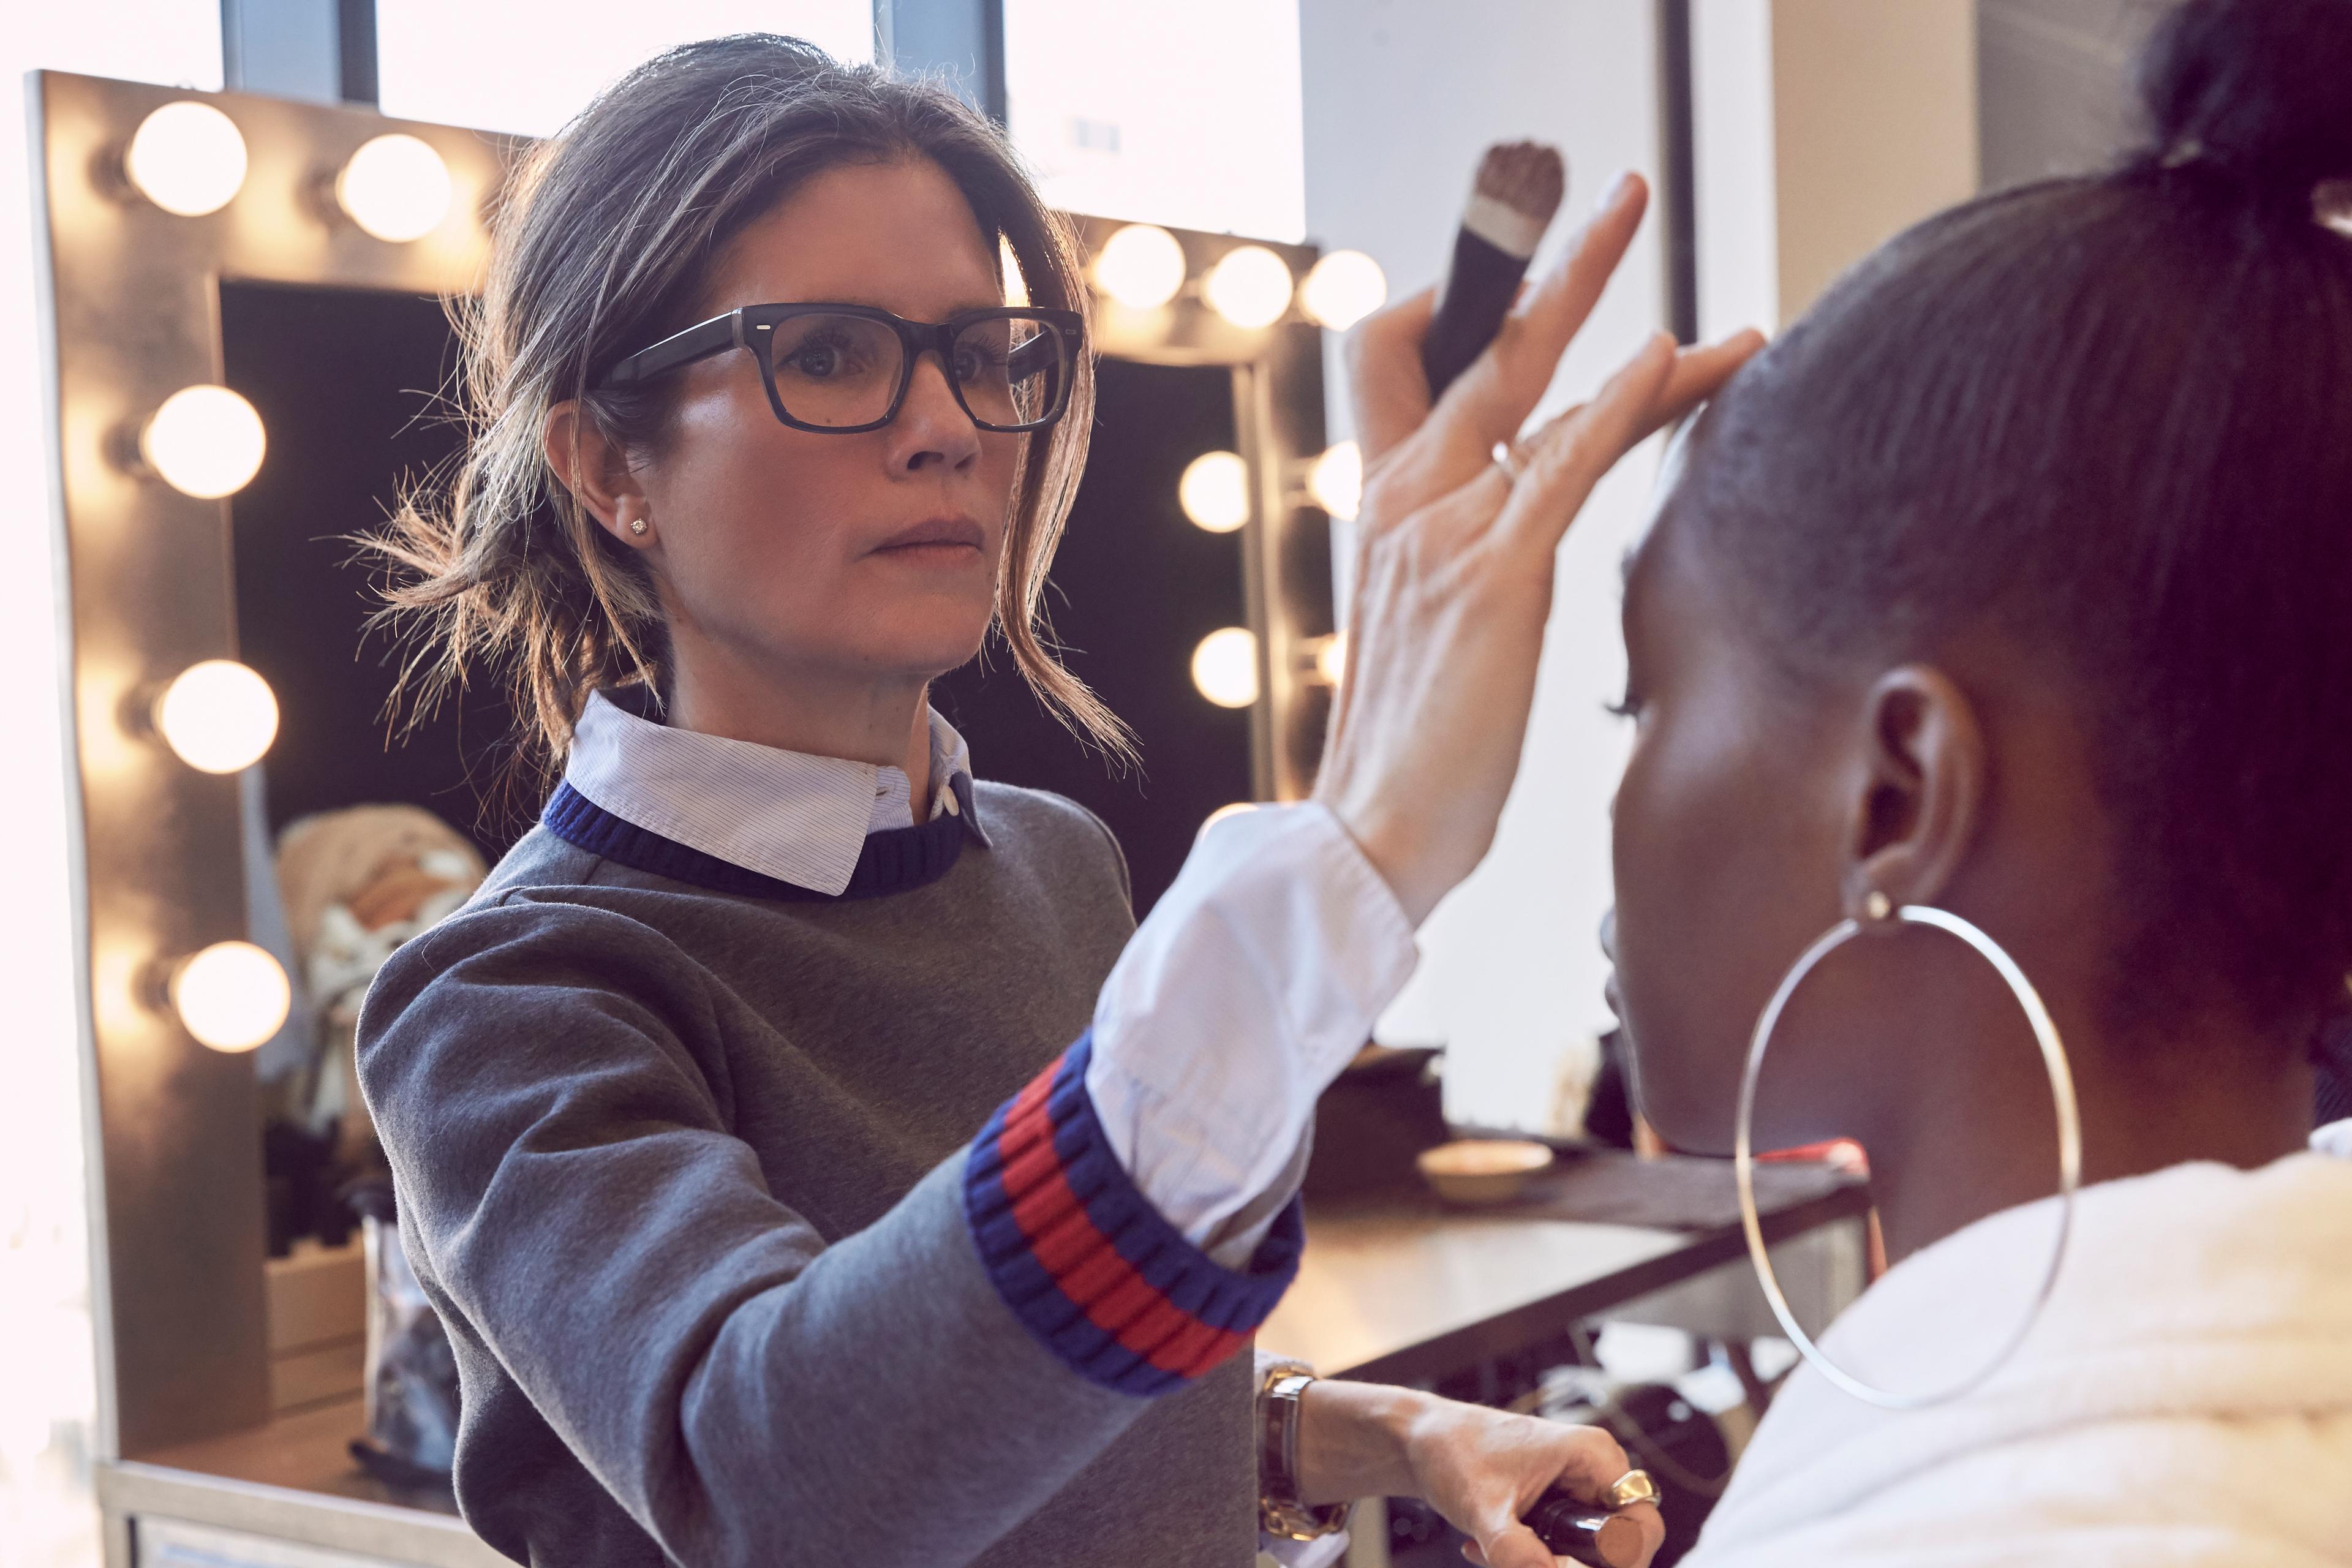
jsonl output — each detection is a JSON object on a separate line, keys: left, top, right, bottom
{"left": 1524, "top": 1485, "right": 1648, "bottom": 1567}
{"left": 1421, "top": 227, "right": 1532, "bottom": 399}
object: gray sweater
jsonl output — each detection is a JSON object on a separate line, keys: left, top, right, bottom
{"left": 355, "top": 780, "right": 1301, "bottom": 1567}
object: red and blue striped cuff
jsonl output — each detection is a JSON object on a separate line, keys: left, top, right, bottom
{"left": 962, "top": 1034, "right": 1305, "bottom": 1396}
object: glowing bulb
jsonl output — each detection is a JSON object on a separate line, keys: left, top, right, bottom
{"left": 170, "top": 941, "right": 290, "bottom": 1052}
{"left": 124, "top": 101, "right": 247, "bottom": 217}
{"left": 1197, "top": 801, "right": 1261, "bottom": 839}
{"left": 1204, "top": 246, "right": 1295, "bottom": 330}
{"left": 1313, "top": 630, "right": 1349, "bottom": 686}
{"left": 1308, "top": 442, "right": 1362, "bottom": 521}
{"left": 1092, "top": 224, "right": 1186, "bottom": 309}
{"left": 154, "top": 660, "right": 279, "bottom": 774}
{"left": 336, "top": 134, "right": 454, "bottom": 243}
{"left": 1300, "top": 250, "right": 1388, "bottom": 330}
{"left": 1191, "top": 627, "right": 1260, "bottom": 709}
{"left": 1179, "top": 451, "right": 1250, "bottom": 533}
{"left": 140, "top": 385, "right": 266, "bottom": 499}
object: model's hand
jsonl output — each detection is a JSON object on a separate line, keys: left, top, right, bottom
{"left": 1295, "top": 1380, "right": 1664, "bottom": 1568}
{"left": 1314, "top": 173, "right": 1763, "bottom": 925}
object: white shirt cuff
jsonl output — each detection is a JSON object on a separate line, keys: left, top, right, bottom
{"left": 1085, "top": 802, "right": 1420, "bottom": 1264}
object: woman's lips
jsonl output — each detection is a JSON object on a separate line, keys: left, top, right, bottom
{"left": 872, "top": 515, "right": 985, "bottom": 555}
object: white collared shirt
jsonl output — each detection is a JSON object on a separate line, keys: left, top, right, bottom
{"left": 563, "top": 690, "right": 1419, "bottom": 1266}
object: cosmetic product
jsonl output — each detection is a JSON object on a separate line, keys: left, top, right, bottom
{"left": 1526, "top": 1487, "right": 1646, "bottom": 1567}
{"left": 1420, "top": 141, "right": 1567, "bottom": 398}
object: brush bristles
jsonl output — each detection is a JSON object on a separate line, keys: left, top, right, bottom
{"left": 1472, "top": 141, "right": 1567, "bottom": 222}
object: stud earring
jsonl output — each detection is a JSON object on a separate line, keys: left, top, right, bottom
{"left": 628, "top": 516, "right": 649, "bottom": 537}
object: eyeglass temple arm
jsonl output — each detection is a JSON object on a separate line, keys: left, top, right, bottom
{"left": 599, "top": 313, "right": 740, "bottom": 390}
{"left": 1007, "top": 330, "right": 1061, "bottom": 380}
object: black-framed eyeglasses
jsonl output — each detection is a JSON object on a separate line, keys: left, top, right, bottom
{"left": 596, "top": 303, "right": 1085, "bottom": 434}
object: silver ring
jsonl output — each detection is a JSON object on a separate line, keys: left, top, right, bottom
{"left": 1490, "top": 439, "right": 1530, "bottom": 483}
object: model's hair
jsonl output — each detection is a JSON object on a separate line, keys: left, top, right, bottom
{"left": 369, "top": 33, "right": 1128, "bottom": 805}
{"left": 1668, "top": 0, "right": 2352, "bottom": 1030}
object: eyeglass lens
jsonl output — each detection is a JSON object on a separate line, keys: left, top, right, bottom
{"left": 764, "top": 313, "right": 1066, "bottom": 430}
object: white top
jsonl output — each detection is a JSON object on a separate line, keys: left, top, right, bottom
{"left": 563, "top": 690, "right": 1420, "bottom": 1267}
{"left": 1688, "top": 1136, "right": 2352, "bottom": 1566}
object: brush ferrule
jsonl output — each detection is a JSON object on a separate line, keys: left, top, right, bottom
{"left": 1462, "top": 192, "right": 1548, "bottom": 260}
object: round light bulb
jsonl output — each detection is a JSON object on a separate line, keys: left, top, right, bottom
{"left": 154, "top": 659, "right": 279, "bottom": 774}
{"left": 1300, "top": 250, "right": 1388, "bottom": 330}
{"left": 1191, "top": 627, "right": 1261, "bottom": 709}
{"left": 124, "top": 101, "right": 248, "bottom": 217}
{"left": 1313, "top": 630, "right": 1349, "bottom": 687}
{"left": 1197, "top": 801, "right": 1261, "bottom": 839}
{"left": 1308, "top": 441, "right": 1363, "bottom": 521}
{"left": 1178, "top": 450, "right": 1250, "bottom": 533}
{"left": 1204, "top": 246, "right": 1295, "bottom": 330}
{"left": 140, "top": 385, "right": 266, "bottom": 499}
{"left": 170, "top": 941, "right": 290, "bottom": 1053}
{"left": 1091, "top": 224, "right": 1187, "bottom": 310}
{"left": 336, "top": 134, "right": 454, "bottom": 243}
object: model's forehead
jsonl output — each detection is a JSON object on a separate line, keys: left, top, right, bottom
{"left": 1621, "top": 420, "right": 1697, "bottom": 608}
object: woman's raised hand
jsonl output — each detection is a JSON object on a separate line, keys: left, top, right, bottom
{"left": 1313, "top": 173, "right": 1763, "bottom": 925}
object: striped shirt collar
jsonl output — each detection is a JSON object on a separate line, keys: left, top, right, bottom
{"left": 562, "top": 688, "right": 990, "bottom": 898}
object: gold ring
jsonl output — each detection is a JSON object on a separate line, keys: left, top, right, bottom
{"left": 1605, "top": 1469, "right": 1662, "bottom": 1510}
{"left": 1490, "top": 439, "right": 1531, "bottom": 483}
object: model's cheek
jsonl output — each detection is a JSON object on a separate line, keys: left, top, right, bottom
{"left": 1610, "top": 729, "right": 1765, "bottom": 1154}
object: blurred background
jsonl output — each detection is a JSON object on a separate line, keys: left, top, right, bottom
{"left": 0, "top": 1, "right": 2154, "bottom": 1562}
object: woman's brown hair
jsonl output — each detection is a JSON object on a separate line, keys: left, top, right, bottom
{"left": 371, "top": 32, "right": 1129, "bottom": 810}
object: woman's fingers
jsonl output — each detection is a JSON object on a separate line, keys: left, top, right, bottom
{"left": 1494, "top": 331, "right": 1679, "bottom": 557}
{"left": 1638, "top": 328, "right": 1768, "bottom": 442}
{"left": 1438, "top": 173, "right": 1650, "bottom": 458}
{"left": 1349, "top": 175, "right": 1651, "bottom": 513}
{"left": 1347, "top": 285, "right": 1439, "bottom": 462}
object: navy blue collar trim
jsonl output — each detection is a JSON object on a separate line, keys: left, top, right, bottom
{"left": 541, "top": 780, "right": 968, "bottom": 902}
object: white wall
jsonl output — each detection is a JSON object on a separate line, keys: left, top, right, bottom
{"left": 1299, "top": 0, "right": 1670, "bottom": 1130}
{"left": 2, "top": 13, "right": 225, "bottom": 1566}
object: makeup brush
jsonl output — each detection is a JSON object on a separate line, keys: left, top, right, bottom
{"left": 1525, "top": 1487, "right": 1648, "bottom": 1567}
{"left": 1420, "top": 141, "right": 1569, "bottom": 399}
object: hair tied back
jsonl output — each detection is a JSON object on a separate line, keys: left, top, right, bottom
{"left": 2136, "top": 0, "right": 2352, "bottom": 215}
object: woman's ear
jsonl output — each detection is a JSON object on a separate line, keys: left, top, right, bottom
{"left": 543, "top": 400, "right": 656, "bottom": 548}
{"left": 1839, "top": 665, "right": 1986, "bottom": 919}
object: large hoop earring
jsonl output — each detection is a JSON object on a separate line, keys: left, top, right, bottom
{"left": 1735, "top": 901, "right": 2082, "bottom": 1410}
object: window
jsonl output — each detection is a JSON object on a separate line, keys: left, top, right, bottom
{"left": 1005, "top": 0, "right": 1305, "bottom": 241}
{"left": 376, "top": 0, "right": 872, "bottom": 137}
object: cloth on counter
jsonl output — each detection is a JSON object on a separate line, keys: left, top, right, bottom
{"left": 274, "top": 804, "right": 486, "bottom": 1163}
{"left": 1687, "top": 1129, "right": 2352, "bottom": 1567}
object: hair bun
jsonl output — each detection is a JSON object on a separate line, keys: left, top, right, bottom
{"left": 2138, "top": 0, "right": 2352, "bottom": 198}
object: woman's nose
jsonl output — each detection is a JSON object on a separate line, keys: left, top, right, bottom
{"left": 889, "top": 353, "right": 982, "bottom": 475}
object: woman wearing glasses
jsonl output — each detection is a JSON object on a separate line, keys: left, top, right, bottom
{"left": 356, "top": 32, "right": 1751, "bottom": 1568}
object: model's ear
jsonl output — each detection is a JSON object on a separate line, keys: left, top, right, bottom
{"left": 543, "top": 400, "right": 655, "bottom": 548}
{"left": 1838, "top": 665, "right": 1986, "bottom": 919}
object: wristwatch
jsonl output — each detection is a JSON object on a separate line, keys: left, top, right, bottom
{"left": 1257, "top": 1359, "right": 1354, "bottom": 1542}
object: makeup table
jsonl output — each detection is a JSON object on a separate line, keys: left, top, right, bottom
{"left": 1261, "top": 1150, "right": 1872, "bottom": 1387}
